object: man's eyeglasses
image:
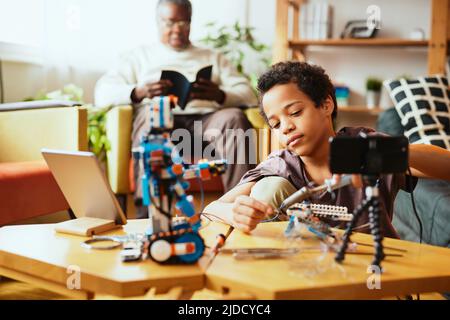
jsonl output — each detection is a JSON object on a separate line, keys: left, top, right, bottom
{"left": 159, "top": 19, "right": 191, "bottom": 29}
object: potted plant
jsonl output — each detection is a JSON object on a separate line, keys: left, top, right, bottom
{"left": 365, "top": 77, "right": 382, "bottom": 109}
{"left": 86, "top": 104, "right": 112, "bottom": 169}
{"left": 199, "top": 21, "right": 271, "bottom": 93}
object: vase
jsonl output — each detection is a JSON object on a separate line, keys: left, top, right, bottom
{"left": 366, "top": 90, "right": 381, "bottom": 109}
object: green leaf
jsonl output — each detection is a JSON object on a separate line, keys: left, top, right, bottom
{"left": 198, "top": 21, "right": 270, "bottom": 87}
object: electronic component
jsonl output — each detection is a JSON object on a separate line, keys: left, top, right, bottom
{"left": 287, "top": 203, "right": 353, "bottom": 222}
{"left": 278, "top": 175, "right": 353, "bottom": 213}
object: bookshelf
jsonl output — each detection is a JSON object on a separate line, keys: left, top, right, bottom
{"left": 289, "top": 39, "right": 429, "bottom": 47}
{"left": 274, "top": 0, "right": 449, "bottom": 74}
{"left": 267, "top": 0, "right": 450, "bottom": 152}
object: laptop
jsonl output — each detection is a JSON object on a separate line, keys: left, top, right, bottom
{"left": 42, "top": 149, "right": 127, "bottom": 236}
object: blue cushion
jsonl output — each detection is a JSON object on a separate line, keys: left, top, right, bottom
{"left": 392, "top": 178, "right": 450, "bottom": 247}
{"left": 376, "top": 108, "right": 404, "bottom": 136}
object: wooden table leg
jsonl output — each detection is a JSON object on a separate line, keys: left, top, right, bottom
{"left": 0, "top": 266, "right": 93, "bottom": 300}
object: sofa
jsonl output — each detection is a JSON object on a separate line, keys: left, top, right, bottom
{"left": 376, "top": 108, "right": 450, "bottom": 247}
{"left": 0, "top": 101, "right": 88, "bottom": 225}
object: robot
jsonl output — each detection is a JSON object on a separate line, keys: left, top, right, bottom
{"left": 132, "top": 95, "right": 227, "bottom": 264}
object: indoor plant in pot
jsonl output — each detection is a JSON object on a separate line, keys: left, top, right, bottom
{"left": 366, "top": 77, "right": 382, "bottom": 109}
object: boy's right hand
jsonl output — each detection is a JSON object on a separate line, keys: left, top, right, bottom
{"left": 232, "top": 195, "right": 274, "bottom": 233}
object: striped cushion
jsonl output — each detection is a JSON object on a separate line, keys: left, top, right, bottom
{"left": 384, "top": 75, "right": 450, "bottom": 149}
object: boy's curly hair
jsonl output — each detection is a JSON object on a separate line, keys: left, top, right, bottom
{"left": 257, "top": 61, "right": 337, "bottom": 121}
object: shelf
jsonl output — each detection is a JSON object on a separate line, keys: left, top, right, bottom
{"left": 338, "top": 106, "right": 384, "bottom": 115}
{"left": 289, "top": 39, "right": 429, "bottom": 48}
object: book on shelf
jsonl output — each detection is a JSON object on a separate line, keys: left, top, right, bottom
{"left": 299, "top": 2, "right": 332, "bottom": 40}
{"left": 160, "top": 65, "right": 213, "bottom": 109}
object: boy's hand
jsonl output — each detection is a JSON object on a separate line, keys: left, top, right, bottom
{"left": 231, "top": 195, "right": 274, "bottom": 233}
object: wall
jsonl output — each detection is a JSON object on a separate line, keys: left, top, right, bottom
{"left": 1, "top": 62, "right": 45, "bottom": 102}
{"left": 244, "top": 0, "right": 431, "bottom": 98}
{"left": 294, "top": 0, "right": 430, "bottom": 108}
{"left": 0, "top": 0, "right": 253, "bottom": 103}
{"left": 0, "top": 0, "right": 431, "bottom": 106}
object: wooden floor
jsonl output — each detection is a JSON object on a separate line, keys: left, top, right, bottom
{"left": 0, "top": 277, "right": 67, "bottom": 300}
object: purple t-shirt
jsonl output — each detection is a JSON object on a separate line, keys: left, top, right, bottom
{"left": 239, "top": 127, "right": 414, "bottom": 239}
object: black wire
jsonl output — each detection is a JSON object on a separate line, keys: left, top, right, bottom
{"left": 197, "top": 176, "right": 205, "bottom": 213}
{"left": 200, "top": 212, "right": 229, "bottom": 225}
{"left": 150, "top": 196, "right": 173, "bottom": 221}
{"left": 407, "top": 168, "right": 423, "bottom": 244}
{"left": 261, "top": 210, "right": 280, "bottom": 222}
{"left": 201, "top": 213, "right": 213, "bottom": 222}
{"left": 0, "top": 59, "right": 4, "bottom": 103}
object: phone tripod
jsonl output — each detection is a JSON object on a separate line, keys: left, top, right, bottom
{"left": 335, "top": 175, "right": 385, "bottom": 270}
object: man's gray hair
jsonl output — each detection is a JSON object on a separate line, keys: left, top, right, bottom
{"left": 157, "top": 0, "right": 192, "bottom": 18}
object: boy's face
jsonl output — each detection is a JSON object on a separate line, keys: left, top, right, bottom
{"left": 262, "top": 82, "right": 334, "bottom": 157}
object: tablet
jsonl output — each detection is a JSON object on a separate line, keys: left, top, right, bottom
{"left": 41, "top": 149, "right": 127, "bottom": 226}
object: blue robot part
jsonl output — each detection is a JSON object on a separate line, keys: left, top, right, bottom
{"left": 132, "top": 96, "right": 227, "bottom": 265}
{"left": 175, "top": 233, "right": 205, "bottom": 264}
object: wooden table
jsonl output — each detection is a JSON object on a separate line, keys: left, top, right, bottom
{"left": 205, "top": 222, "right": 450, "bottom": 299}
{"left": 0, "top": 219, "right": 229, "bottom": 299}
{"left": 1, "top": 219, "right": 450, "bottom": 299}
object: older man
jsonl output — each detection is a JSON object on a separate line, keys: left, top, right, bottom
{"left": 95, "top": 0, "right": 258, "bottom": 218}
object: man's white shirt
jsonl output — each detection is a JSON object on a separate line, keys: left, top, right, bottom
{"left": 94, "top": 42, "right": 257, "bottom": 115}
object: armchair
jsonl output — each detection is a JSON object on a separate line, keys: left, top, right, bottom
{"left": 0, "top": 101, "right": 88, "bottom": 225}
{"left": 104, "top": 105, "right": 269, "bottom": 208}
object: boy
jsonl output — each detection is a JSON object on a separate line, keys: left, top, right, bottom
{"left": 204, "top": 61, "right": 450, "bottom": 238}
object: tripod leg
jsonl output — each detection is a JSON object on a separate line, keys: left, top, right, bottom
{"left": 368, "top": 198, "right": 385, "bottom": 269}
{"left": 335, "top": 199, "right": 371, "bottom": 263}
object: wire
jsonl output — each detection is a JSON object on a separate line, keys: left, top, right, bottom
{"left": 201, "top": 213, "right": 213, "bottom": 222}
{"left": 351, "top": 222, "right": 370, "bottom": 231}
{"left": 407, "top": 168, "right": 422, "bottom": 302}
{"left": 150, "top": 196, "right": 172, "bottom": 221}
{"left": 407, "top": 168, "right": 423, "bottom": 244}
{"left": 198, "top": 216, "right": 211, "bottom": 231}
{"left": 261, "top": 210, "right": 281, "bottom": 223}
{"left": 197, "top": 176, "right": 205, "bottom": 213}
{"left": 200, "top": 212, "right": 232, "bottom": 226}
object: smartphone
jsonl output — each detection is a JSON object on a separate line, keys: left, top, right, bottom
{"left": 329, "top": 135, "right": 409, "bottom": 174}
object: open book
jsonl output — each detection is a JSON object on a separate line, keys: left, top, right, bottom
{"left": 160, "top": 65, "right": 213, "bottom": 109}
